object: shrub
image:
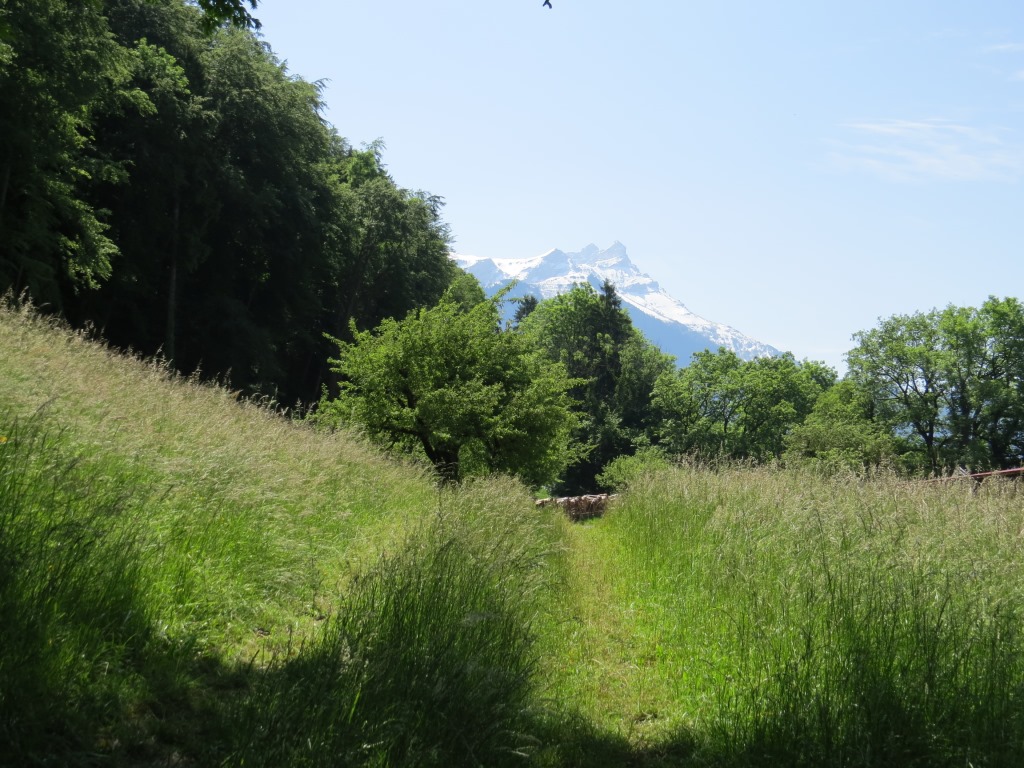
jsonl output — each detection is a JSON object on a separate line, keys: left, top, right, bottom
{"left": 596, "top": 446, "right": 671, "bottom": 492}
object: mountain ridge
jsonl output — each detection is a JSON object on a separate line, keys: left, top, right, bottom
{"left": 451, "top": 243, "right": 779, "bottom": 364}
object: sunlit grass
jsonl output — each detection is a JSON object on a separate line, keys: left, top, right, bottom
{"left": 229, "top": 477, "right": 560, "bottom": 767}
{"left": 5, "top": 299, "right": 1024, "bottom": 766}
{"left": 1, "top": 301, "right": 558, "bottom": 765}
{"left": 539, "top": 465, "right": 1024, "bottom": 766}
{"left": 0, "top": 417, "right": 153, "bottom": 761}
{"left": 0, "top": 300, "right": 435, "bottom": 659}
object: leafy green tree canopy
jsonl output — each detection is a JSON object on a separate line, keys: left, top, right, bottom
{"left": 653, "top": 348, "right": 833, "bottom": 462}
{"left": 2, "top": 0, "right": 458, "bottom": 406}
{"left": 784, "top": 378, "right": 899, "bottom": 472}
{"left": 316, "top": 293, "right": 580, "bottom": 487}
{"left": 521, "top": 280, "right": 673, "bottom": 493}
{"left": 847, "top": 297, "right": 1024, "bottom": 473}
{"left": 189, "top": 0, "right": 259, "bottom": 31}
{"left": 0, "top": 0, "right": 138, "bottom": 303}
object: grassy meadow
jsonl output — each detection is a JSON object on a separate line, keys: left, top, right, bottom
{"left": 3, "top": 300, "right": 1024, "bottom": 766}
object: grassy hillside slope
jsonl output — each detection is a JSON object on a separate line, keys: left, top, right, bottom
{"left": 0, "top": 301, "right": 560, "bottom": 766}
{"left": 1, "top": 301, "right": 442, "bottom": 652}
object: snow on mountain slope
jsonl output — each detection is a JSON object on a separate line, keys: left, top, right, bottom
{"left": 452, "top": 242, "right": 779, "bottom": 364}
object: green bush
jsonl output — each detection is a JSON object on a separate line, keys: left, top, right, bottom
{"left": 596, "top": 446, "right": 671, "bottom": 492}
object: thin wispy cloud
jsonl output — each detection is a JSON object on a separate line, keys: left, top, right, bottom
{"left": 985, "top": 43, "right": 1024, "bottom": 53}
{"left": 828, "top": 118, "right": 1024, "bottom": 182}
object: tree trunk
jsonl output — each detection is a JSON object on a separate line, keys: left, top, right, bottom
{"left": 420, "top": 436, "right": 460, "bottom": 484}
{"left": 0, "top": 156, "right": 11, "bottom": 219}
{"left": 335, "top": 241, "right": 374, "bottom": 338}
{"left": 166, "top": 190, "right": 180, "bottom": 363}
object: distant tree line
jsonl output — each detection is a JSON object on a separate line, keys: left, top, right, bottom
{"left": 841, "top": 297, "right": 1024, "bottom": 474}
{"left": 318, "top": 283, "right": 1024, "bottom": 491}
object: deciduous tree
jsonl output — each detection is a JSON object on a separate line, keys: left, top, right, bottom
{"left": 317, "top": 294, "right": 580, "bottom": 486}
{"left": 847, "top": 298, "right": 1024, "bottom": 473}
{"left": 653, "top": 348, "right": 832, "bottom": 462}
{"left": 522, "top": 281, "right": 672, "bottom": 493}
{"left": 0, "top": 0, "right": 134, "bottom": 303}
{"left": 784, "top": 378, "right": 898, "bottom": 471}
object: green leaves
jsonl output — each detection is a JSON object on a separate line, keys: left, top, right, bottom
{"left": 319, "top": 295, "right": 579, "bottom": 487}
{"left": 847, "top": 297, "right": 1024, "bottom": 473}
{"left": 653, "top": 348, "right": 831, "bottom": 462}
{"left": 191, "top": 0, "right": 259, "bottom": 33}
{"left": 665, "top": 297, "right": 1024, "bottom": 475}
{"left": 522, "top": 281, "right": 672, "bottom": 493}
{"left": 784, "top": 378, "right": 898, "bottom": 472}
{"left": 0, "top": 0, "right": 130, "bottom": 302}
{"left": 0, "top": 0, "right": 457, "bottom": 405}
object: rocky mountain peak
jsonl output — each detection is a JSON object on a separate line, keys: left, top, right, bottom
{"left": 451, "top": 243, "right": 778, "bottom": 364}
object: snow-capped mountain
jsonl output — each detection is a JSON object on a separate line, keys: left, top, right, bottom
{"left": 451, "top": 242, "right": 779, "bottom": 364}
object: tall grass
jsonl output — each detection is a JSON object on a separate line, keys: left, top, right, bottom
{"left": 564, "top": 465, "right": 1024, "bottom": 766}
{"left": 231, "top": 478, "right": 560, "bottom": 767}
{"left": 0, "top": 415, "right": 152, "bottom": 764}
{"left": 715, "top": 475, "right": 1024, "bottom": 766}
{"left": 0, "top": 299, "right": 439, "bottom": 657}
{"left": 8, "top": 299, "right": 1024, "bottom": 766}
{"left": 0, "top": 301, "right": 565, "bottom": 765}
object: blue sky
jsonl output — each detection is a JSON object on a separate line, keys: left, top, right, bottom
{"left": 253, "top": 0, "right": 1024, "bottom": 371}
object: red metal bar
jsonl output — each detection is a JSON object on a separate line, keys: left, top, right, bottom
{"left": 966, "top": 466, "right": 1024, "bottom": 480}
{"left": 927, "top": 467, "right": 1024, "bottom": 482}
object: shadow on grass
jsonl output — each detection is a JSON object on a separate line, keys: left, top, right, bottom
{"left": 0, "top": 416, "right": 243, "bottom": 766}
{"left": 529, "top": 712, "right": 700, "bottom": 768}
{"left": 226, "top": 515, "right": 544, "bottom": 767}
{"left": 7, "top": 415, "right": 1024, "bottom": 767}
{"left": 695, "top": 565, "right": 1024, "bottom": 768}
{"left": 0, "top": 413, "right": 551, "bottom": 767}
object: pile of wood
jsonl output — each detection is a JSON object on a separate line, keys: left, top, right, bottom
{"left": 535, "top": 493, "right": 618, "bottom": 522}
